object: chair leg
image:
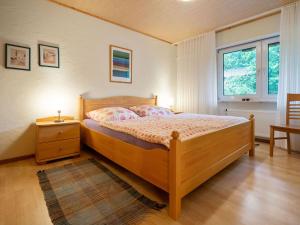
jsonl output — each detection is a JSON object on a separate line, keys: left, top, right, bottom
{"left": 287, "top": 132, "right": 291, "bottom": 154}
{"left": 270, "top": 127, "right": 275, "bottom": 157}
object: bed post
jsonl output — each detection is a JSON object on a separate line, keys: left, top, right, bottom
{"left": 169, "top": 131, "right": 182, "bottom": 220}
{"left": 79, "top": 96, "right": 84, "bottom": 121}
{"left": 249, "top": 114, "right": 255, "bottom": 157}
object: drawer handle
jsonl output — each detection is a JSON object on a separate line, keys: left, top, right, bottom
{"left": 58, "top": 131, "right": 63, "bottom": 135}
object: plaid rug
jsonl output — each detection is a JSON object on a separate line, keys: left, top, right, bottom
{"left": 37, "top": 158, "right": 165, "bottom": 225}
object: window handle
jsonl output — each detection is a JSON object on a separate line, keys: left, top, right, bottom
{"left": 257, "top": 69, "right": 261, "bottom": 75}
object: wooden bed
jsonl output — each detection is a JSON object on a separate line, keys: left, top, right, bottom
{"left": 79, "top": 95, "right": 255, "bottom": 220}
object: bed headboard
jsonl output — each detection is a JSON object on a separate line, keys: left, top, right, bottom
{"left": 79, "top": 95, "right": 158, "bottom": 120}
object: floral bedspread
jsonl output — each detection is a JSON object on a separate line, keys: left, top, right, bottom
{"left": 100, "top": 113, "right": 248, "bottom": 148}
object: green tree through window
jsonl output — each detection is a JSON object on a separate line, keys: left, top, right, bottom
{"left": 223, "top": 48, "right": 257, "bottom": 96}
{"left": 268, "top": 43, "right": 280, "bottom": 95}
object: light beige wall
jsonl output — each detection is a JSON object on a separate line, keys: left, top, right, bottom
{"left": 216, "top": 13, "right": 280, "bottom": 136}
{"left": 215, "top": 13, "right": 300, "bottom": 151}
{"left": 216, "top": 13, "right": 280, "bottom": 48}
{"left": 0, "top": 0, "right": 177, "bottom": 160}
{"left": 216, "top": 13, "right": 280, "bottom": 114}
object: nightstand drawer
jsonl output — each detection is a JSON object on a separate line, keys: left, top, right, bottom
{"left": 37, "top": 124, "right": 80, "bottom": 143}
{"left": 37, "top": 138, "right": 80, "bottom": 160}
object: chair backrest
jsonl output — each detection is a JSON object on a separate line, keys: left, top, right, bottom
{"left": 286, "top": 93, "right": 300, "bottom": 125}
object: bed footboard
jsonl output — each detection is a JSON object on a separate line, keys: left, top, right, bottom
{"left": 169, "top": 115, "right": 255, "bottom": 220}
{"left": 81, "top": 123, "right": 169, "bottom": 191}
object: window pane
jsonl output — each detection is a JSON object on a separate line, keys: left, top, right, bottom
{"left": 223, "top": 47, "right": 257, "bottom": 96}
{"left": 268, "top": 43, "right": 280, "bottom": 95}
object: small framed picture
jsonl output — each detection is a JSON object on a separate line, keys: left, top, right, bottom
{"left": 38, "top": 44, "right": 59, "bottom": 68}
{"left": 5, "top": 44, "right": 31, "bottom": 71}
{"left": 109, "top": 45, "right": 132, "bottom": 83}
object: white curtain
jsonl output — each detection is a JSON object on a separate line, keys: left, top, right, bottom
{"left": 277, "top": 1, "right": 300, "bottom": 150}
{"left": 176, "top": 31, "right": 217, "bottom": 114}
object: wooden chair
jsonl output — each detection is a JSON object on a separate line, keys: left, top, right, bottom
{"left": 270, "top": 93, "right": 300, "bottom": 156}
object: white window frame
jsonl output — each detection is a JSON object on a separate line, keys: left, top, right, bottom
{"left": 217, "top": 36, "right": 280, "bottom": 102}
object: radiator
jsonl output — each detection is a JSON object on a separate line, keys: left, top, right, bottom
{"left": 225, "top": 109, "right": 277, "bottom": 138}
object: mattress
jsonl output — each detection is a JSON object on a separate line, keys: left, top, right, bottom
{"left": 100, "top": 113, "right": 248, "bottom": 148}
{"left": 83, "top": 119, "right": 167, "bottom": 150}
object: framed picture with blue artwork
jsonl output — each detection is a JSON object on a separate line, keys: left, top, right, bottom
{"left": 109, "top": 45, "right": 132, "bottom": 83}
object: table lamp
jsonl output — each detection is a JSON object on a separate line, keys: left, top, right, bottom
{"left": 54, "top": 110, "right": 64, "bottom": 123}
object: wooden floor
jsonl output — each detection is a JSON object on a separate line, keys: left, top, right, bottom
{"left": 0, "top": 143, "right": 299, "bottom": 225}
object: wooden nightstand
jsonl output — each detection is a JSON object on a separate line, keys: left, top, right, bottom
{"left": 35, "top": 116, "right": 80, "bottom": 164}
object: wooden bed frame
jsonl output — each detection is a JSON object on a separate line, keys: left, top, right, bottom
{"left": 79, "top": 95, "right": 255, "bottom": 220}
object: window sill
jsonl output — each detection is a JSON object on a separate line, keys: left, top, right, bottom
{"left": 218, "top": 99, "right": 277, "bottom": 103}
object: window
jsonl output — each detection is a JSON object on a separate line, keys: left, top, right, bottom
{"left": 223, "top": 47, "right": 257, "bottom": 96}
{"left": 218, "top": 37, "right": 280, "bottom": 102}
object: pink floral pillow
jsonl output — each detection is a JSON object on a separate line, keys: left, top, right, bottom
{"left": 86, "top": 107, "right": 139, "bottom": 122}
{"left": 129, "top": 105, "right": 174, "bottom": 117}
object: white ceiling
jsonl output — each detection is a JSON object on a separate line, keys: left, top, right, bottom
{"left": 50, "top": 0, "right": 296, "bottom": 43}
